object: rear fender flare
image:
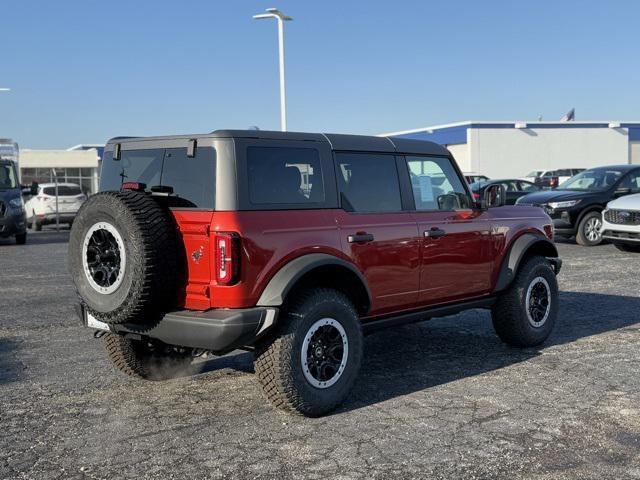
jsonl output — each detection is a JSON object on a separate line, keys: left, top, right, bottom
{"left": 494, "top": 233, "right": 559, "bottom": 292}
{"left": 256, "top": 253, "right": 371, "bottom": 311}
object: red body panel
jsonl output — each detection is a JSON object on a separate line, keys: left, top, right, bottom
{"left": 333, "top": 210, "right": 420, "bottom": 316}
{"left": 172, "top": 210, "right": 214, "bottom": 310}
{"left": 170, "top": 205, "right": 553, "bottom": 317}
{"left": 412, "top": 209, "right": 494, "bottom": 305}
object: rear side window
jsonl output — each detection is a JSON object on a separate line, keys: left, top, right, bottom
{"left": 335, "top": 153, "right": 402, "bottom": 212}
{"left": 43, "top": 185, "right": 82, "bottom": 196}
{"left": 100, "top": 147, "right": 216, "bottom": 209}
{"left": 247, "top": 146, "right": 324, "bottom": 205}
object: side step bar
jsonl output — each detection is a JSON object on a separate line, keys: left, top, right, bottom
{"left": 361, "top": 297, "right": 496, "bottom": 334}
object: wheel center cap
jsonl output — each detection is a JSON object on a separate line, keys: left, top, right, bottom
{"left": 314, "top": 346, "right": 323, "bottom": 358}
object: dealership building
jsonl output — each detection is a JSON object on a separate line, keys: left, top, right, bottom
{"left": 17, "top": 145, "right": 103, "bottom": 194}
{"left": 382, "top": 121, "right": 640, "bottom": 178}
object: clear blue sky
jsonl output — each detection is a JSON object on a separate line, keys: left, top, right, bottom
{"left": 3, "top": 0, "right": 640, "bottom": 148}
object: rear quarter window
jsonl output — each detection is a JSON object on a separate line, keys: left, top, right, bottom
{"left": 246, "top": 146, "right": 324, "bottom": 205}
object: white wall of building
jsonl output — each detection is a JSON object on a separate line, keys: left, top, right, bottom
{"left": 469, "top": 127, "right": 630, "bottom": 178}
{"left": 630, "top": 141, "right": 640, "bottom": 164}
{"left": 445, "top": 143, "right": 471, "bottom": 172}
{"left": 20, "top": 149, "right": 100, "bottom": 193}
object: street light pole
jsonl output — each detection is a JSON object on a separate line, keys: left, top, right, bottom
{"left": 253, "top": 8, "right": 293, "bottom": 132}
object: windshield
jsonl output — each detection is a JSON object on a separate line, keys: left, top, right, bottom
{"left": 469, "top": 181, "right": 488, "bottom": 190}
{"left": 0, "top": 162, "right": 18, "bottom": 190}
{"left": 525, "top": 170, "right": 543, "bottom": 177}
{"left": 558, "top": 169, "right": 623, "bottom": 191}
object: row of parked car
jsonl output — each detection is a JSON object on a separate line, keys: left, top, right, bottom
{"left": 465, "top": 165, "right": 640, "bottom": 250}
{"left": 0, "top": 157, "right": 87, "bottom": 244}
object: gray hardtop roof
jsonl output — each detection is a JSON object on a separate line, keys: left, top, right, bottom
{"left": 105, "top": 130, "right": 448, "bottom": 156}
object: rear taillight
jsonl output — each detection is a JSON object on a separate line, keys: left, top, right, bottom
{"left": 549, "top": 177, "right": 559, "bottom": 189}
{"left": 215, "top": 232, "right": 240, "bottom": 285}
{"left": 472, "top": 192, "right": 481, "bottom": 201}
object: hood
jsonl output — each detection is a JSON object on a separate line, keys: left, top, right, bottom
{"left": 607, "top": 193, "right": 640, "bottom": 211}
{"left": 517, "top": 189, "right": 596, "bottom": 205}
{"left": 0, "top": 188, "right": 21, "bottom": 203}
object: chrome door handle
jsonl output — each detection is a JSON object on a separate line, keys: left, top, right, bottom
{"left": 424, "top": 228, "right": 446, "bottom": 238}
{"left": 348, "top": 233, "right": 375, "bottom": 243}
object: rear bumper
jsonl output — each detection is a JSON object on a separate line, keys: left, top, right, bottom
{"left": 36, "top": 212, "right": 77, "bottom": 224}
{"left": 78, "top": 304, "right": 278, "bottom": 354}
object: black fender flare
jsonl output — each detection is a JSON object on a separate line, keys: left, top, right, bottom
{"left": 256, "top": 253, "right": 372, "bottom": 310}
{"left": 493, "top": 233, "right": 560, "bottom": 293}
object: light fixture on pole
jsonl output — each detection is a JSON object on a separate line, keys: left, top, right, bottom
{"left": 0, "top": 88, "right": 10, "bottom": 92}
{"left": 253, "top": 8, "right": 292, "bottom": 132}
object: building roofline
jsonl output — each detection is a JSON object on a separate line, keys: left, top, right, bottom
{"left": 380, "top": 120, "right": 640, "bottom": 137}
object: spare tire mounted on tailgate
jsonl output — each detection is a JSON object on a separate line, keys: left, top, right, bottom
{"left": 69, "top": 190, "right": 180, "bottom": 326}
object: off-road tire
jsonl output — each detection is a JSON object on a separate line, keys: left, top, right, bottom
{"left": 68, "top": 190, "right": 182, "bottom": 326}
{"left": 575, "top": 210, "right": 603, "bottom": 246}
{"left": 15, "top": 233, "right": 26, "bottom": 245}
{"left": 254, "top": 289, "right": 363, "bottom": 417}
{"left": 614, "top": 243, "right": 640, "bottom": 253}
{"left": 104, "top": 333, "right": 194, "bottom": 380}
{"left": 492, "top": 255, "right": 559, "bottom": 347}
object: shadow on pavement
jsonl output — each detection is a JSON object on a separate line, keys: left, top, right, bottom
{"left": 0, "top": 338, "right": 25, "bottom": 384}
{"left": 21, "top": 230, "right": 69, "bottom": 245}
{"left": 338, "top": 291, "right": 640, "bottom": 413}
{"left": 196, "top": 351, "right": 254, "bottom": 375}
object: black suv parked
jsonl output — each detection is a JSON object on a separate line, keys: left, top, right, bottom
{"left": 517, "top": 165, "right": 640, "bottom": 246}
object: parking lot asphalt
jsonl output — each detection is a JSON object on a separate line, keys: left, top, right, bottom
{"left": 1, "top": 230, "right": 639, "bottom": 480}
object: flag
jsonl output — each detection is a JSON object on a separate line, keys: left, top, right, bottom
{"left": 560, "top": 108, "right": 575, "bottom": 122}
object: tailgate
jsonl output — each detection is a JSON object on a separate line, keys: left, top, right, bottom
{"left": 172, "top": 210, "right": 214, "bottom": 310}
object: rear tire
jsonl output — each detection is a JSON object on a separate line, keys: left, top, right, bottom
{"left": 15, "top": 233, "right": 26, "bottom": 245}
{"left": 104, "top": 333, "right": 194, "bottom": 380}
{"left": 254, "top": 289, "right": 363, "bottom": 417}
{"left": 492, "top": 255, "right": 559, "bottom": 347}
{"left": 614, "top": 243, "right": 640, "bottom": 253}
{"left": 575, "top": 211, "right": 603, "bottom": 246}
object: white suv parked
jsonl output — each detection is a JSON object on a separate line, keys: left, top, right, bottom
{"left": 601, "top": 193, "right": 640, "bottom": 252}
{"left": 24, "top": 183, "right": 87, "bottom": 230}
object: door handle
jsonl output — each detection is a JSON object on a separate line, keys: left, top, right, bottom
{"left": 424, "top": 228, "right": 446, "bottom": 239}
{"left": 347, "top": 233, "right": 375, "bottom": 243}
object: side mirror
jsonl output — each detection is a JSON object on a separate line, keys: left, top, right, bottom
{"left": 614, "top": 187, "right": 631, "bottom": 198}
{"left": 482, "top": 184, "right": 506, "bottom": 209}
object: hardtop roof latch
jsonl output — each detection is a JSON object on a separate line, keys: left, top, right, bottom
{"left": 113, "top": 143, "right": 121, "bottom": 161}
{"left": 187, "top": 139, "right": 197, "bottom": 158}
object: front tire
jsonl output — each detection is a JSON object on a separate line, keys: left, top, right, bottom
{"left": 575, "top": 211, "right": 603, "bottom": 246}
{"left": 104, "top": 333, "right": 194, "bottom": 380}
{"left": 614, "top": 243, "right": 640, "bottom": 253}
{"left": 492, "top": 255, "right": 559, "bottom": 347}
{"left": 254, "top": 289, "right": 363, "bottom": 417}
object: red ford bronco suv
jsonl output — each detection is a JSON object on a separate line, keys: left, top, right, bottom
{"left": 69, "top": 130, "right": 561, "bottom": 416}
